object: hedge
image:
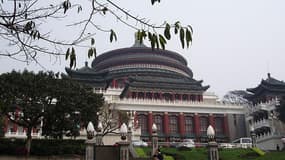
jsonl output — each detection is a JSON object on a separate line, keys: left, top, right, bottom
{"left": 0, "top": 138, "right": 85, "bottom": 156}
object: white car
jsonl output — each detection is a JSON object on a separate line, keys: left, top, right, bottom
{"left": 132, "top": 140, "right": 148, "bottom": 147}
{"left": 177, "top": 139, "right": 195, "bottom": 148}
{"left": 219, "top": 143, "right": 235, "bottom": 149}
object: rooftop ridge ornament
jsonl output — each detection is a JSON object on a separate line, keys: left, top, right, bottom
{"left": 132, "top": 32, "right": 147, "bottom": 48}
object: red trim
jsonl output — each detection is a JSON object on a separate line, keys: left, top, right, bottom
{"left": 148, "top": 112, "right": 153, "bottom": 135}
{"left": 194, "top": 114, "right": 200, "bottom": 138}
{"left": 3, "top": 117, "right": 8, "bottom": 133}
{"left": 223, "top": 115, "right": 229, "bottom": 137}
{"left": 163, "top": 113, "right": 169, "bottom": 136}
{"left": 179, "top": 113, "right": 185, "bottom": 136}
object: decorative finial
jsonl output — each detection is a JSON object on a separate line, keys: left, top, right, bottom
{"left": 267, "top": 73, "right": 271, "bottom": 79}
{"left": 132, "top": 32, "right": 147, "bottom": 48}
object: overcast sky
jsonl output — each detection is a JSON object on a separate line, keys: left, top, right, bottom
{"left": 1, "top": 0, "right": 285, "bottom": 98}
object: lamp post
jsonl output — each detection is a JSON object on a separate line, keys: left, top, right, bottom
{"left": 250, "top": 126, "right": 256, "bottom": 148}
{"left": 119, "top": 123, "right": 129, "bottom": 160}
{"left": 85, "top": 121, "right": 96, "bottom": 160}
{"left": 207, "top": 125, "right": 219, "bottom": 160}
{"left": 127, "top": 121, "right": 133, "bottom": 142}
{"left": 96, "top": 121, "right": 103, "bottom": 145}
{"left": 152, "top": 123, "right": 158, "bottom": 156}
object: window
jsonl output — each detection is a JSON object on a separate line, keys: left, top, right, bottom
{"left": 215, "top": 117, "right": 224, "bottom": 135}
{"left": 200, "top": 117, "right": 208, "bottom": 135}
{"left": 138, "top": 114, "right": 148, "bottom": 134}
{"left": 185, "top": 116, "right": 194, "bottom": 134}
{"left": 169, "top": 116, "right": 178, "bottom": 134}
{"left": 154, "top": 115, "right": 163, "bottom": 134}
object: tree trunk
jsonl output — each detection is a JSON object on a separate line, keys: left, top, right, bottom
{"left": 26, "top": 127, "right": 32, "bottom": 156}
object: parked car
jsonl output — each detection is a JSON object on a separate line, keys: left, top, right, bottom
{"left": 132, "top": 140, "right": 148, "bottom": 147}
{"left": 177, "top": 139, "right": 195, "bottom": 148}
{"left": 219, "top": 143, "right": 235, "bottom": 149}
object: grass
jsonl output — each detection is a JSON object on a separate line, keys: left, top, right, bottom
{"left": 136, "top": 147, "right": 285, "bottom": 160}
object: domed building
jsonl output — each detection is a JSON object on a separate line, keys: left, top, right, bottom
{"left": 66, "top": 40, "right": 246, "bottom": 143}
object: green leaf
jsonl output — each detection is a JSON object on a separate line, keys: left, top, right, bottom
{"left": 110, "top": 29, "right": 117, "bottom": 42}
{"left": 93, "top": 48, "right": 97, "bottom": 57}
{"left": 77, "top": 6, "right": 82, "bottom": 13}
{"left": 148, "top": 32, "right": 155, "bottom": 50}
{"left": 153, "top": 34, "right": 159, "bottom": 49}
{"left": 179, "top": 28, "right": 185, "bottom": 49}
{"left": 88, "top": 48, "right": 93, "bottom": 58}
{"left": 65, "top": 48, "right": 70, "bottom": 60}
{"left": 102, "top": 7, "right": 108, "bottom": 15}
{"left": 70, "top": 47, "right": 76, "bottom": 68}
{"left": 164, "top": 23, "right": 171, "bottom": 40}
{"left": 174, "top": 21, "right": 180, "bottom": 34}
{"left": 91, "top": 38, "right": 95, "bottom": 45}
{"left": 37, "top": 31, "right": 40, "bottom": 39}
{"left": 186, "top": 28, "right": 192, "bottom": 48}
{"left": 188, "top": 25, "right": 193, "bottom": 34}
{"left": 159, "top": 34, "right": 166, "bottom": 50}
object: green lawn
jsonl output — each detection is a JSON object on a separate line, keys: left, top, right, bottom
{"left": 136, "top": 147, "right": 285, "bottom": 160}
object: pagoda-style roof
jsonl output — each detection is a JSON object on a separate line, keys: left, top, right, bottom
{"left": 120, "top": 75, "right": 209, "bottom": 97}
{"left": 247, "top": 73, "right": 285, "bottom": 94}
{"left": 246, "top": 73, "right": 285, "bottom": 101}
{"left": 65, "top": 41, "right": 209, "bottom": 94}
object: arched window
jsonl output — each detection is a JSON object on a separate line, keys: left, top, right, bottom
{"left": 200, "top": 117, "right": 209, "bottom": 135}
{"left": 190, "top": 95, "right": 196, "bottom": 101}
{"left": 182, "top": 94, "right": 188, "bottom": 101}
{"left": 138, "top": 92, "right": 144, "bottom": 99}
{"left": 185, "top": 116, "right": 194, "bottom": 135}
{"left": 146, "top": 92, "right": 152, "bottom": 99}
{"left": 175, "top": 94, "right": 180, "bottom": 100}
{"left": 154, "top": 115, "right": 163, "bottom": 134}
{"left": 169, "top": 116, "right": 178, "bottom": 134}
{"left": 163, "top": 93, "right": 172, "bottom": 101}
{"left": 215, "top": 117, "right": 224, "bottom": 136}
{"left": 153, "top": 93, "right": 160, "bottom": 99}
{"left": 138, "top": 114, "right": 148, "bottom": 135}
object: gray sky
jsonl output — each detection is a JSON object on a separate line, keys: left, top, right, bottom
{"left": 1, "top": 0, "right": 285, "bottom": 98}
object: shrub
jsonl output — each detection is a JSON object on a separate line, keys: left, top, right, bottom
{"left": 0, "top": 138, "right": 85, "bottom": 156}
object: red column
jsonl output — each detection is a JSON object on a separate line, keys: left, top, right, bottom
{"left": 209, "top": 114, "right": 215, "bottom": 129}
{"left": 3, "top": 117, "right": 8, "bottom": 133}
{"left": 163, "top": 112, "right": 169, "bottom": 137}
{"left": 127, "top": 91, "right": 132, "bottom": 98}
{"left": 194, "top": 113, "right": 200, "bottom": 138}
{"left": 223, "top": 114, "right": 230, "bottom": 138}
{"left": 180, "top": 94, "right": 183, "bottom": 101}
{"left": 179, "top": 113, "right": 185, "bottom": 137}
{"left": 148, "top": 112, "right": 153, "bottom": 135}
{"left": 159, "top": 92, "right": 163, "bottom": 100}
{"left": 13, "top": 109, "right": 19, "bottom": 133}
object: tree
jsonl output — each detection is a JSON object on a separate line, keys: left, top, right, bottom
{"left": 0, "top": 70, "right": 55, "bottom": 155}
{"left": 97, "top": 104, "right": 129, "bottom": 137}
{"left": 0, "top": 0, "right": 193, "bottom": 68}
{"left": 0, "top": 70, "right": 104, "bottom": 155}
{"left": 42, "top": 77, "right": 104, "bottom": 139}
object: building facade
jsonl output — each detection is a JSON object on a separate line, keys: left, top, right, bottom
{"left": 245, "top": 73, "right": 285, "bottom": 150}
{"left": 65, "top": 41, "right": 246, "bottom": 143}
